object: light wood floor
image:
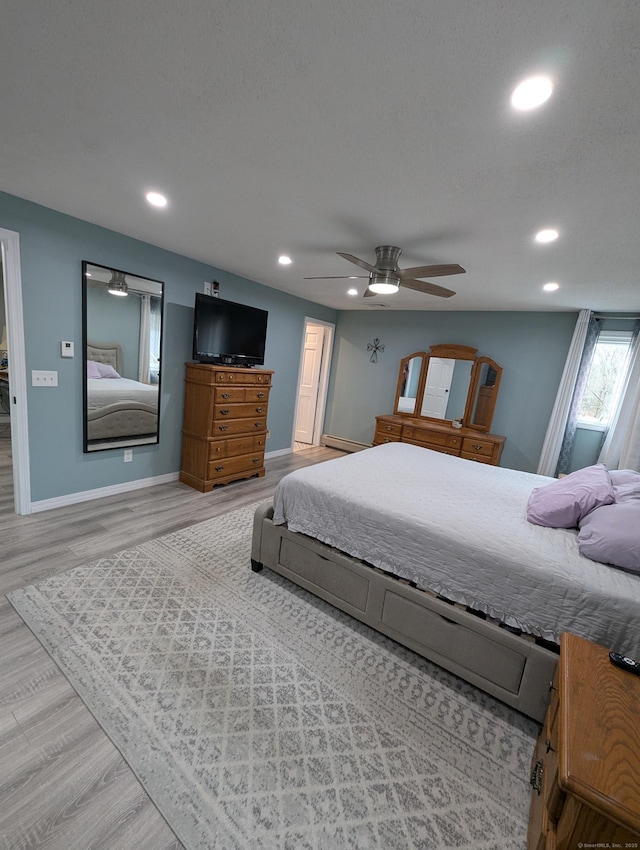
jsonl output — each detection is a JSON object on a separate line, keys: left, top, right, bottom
{"left": 0, "top": 434, "right": 343, "bottom": 850}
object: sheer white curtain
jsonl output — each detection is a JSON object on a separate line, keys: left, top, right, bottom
{"left": 598, "top": 333, "right": 640, "bottom": 471}
{"left": 138, "top": 294, "right": 151, "bottom": 384}
{"left": 536, "top": 309, "right": 592, "bottom": 476}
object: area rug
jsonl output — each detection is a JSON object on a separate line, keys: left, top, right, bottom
{"left": 8, "top": 502, "right": 538, "bottom": 849}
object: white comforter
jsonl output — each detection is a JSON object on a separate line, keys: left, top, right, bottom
{"left": 273, "top": 442, "right": 640, "bottom": 656}
{"left": 87, "top": 378, "right": 158, "bottom": 411}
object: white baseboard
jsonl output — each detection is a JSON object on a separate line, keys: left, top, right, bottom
{"left": 30, "top": 472, "right": 180, "bottom": 514}
{"left": 321, "top": 434, "right": 372, "bottom": 453}
{"left": 265, "top": 447, "right": 294, "bottom": 459}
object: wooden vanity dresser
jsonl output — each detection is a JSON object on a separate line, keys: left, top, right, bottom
{"left": 527, "top": 632, "right": 640, "bottom": 849}
{"left": 373, "top": 414, "right": 505, "bottom": 465}
{"left": 180, "top": 362, "right": 273, "bottom": 492}
{"left": 374, "top": 343, "right": 506, "bottom": 465}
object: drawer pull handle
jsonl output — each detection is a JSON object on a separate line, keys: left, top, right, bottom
{"left": 215, "top": 465, "right": 224, "bottom": 472}
{"left": 254, "top": 422, "right": 263, "bottom": 428}
{"left": 472, "top": 444, "right": 483, "bottom": 451}
{"left": 252, "top": 457, "right": 260, "bottom": 464}
{"left": 218, "top": 425, "right": 228, "bottom": 432}
{"left": 255, "top": 407, "right": 263, "bottom": 413}
{"left": 385, "top": 425, "right": 392, "bottom": 431}
{"left": 384, "top": 437, "right": 391, "bottom": 443}
{"left": 545, "top": 739, "right": 555, "bottom": 754}
{"left": 220, "top": 409, "right": 230, "bottom": 415}
{"left": 257, "top": 392, "right": 265, "bottom": 398}
{"left": 221, "top": 392, "right": 231, "bottom": 399}
{"left": 549, "top": 680, "right": 556, "bottom": 693}
{"left": 530, "top": 759, "right": 544, "bottom": 795}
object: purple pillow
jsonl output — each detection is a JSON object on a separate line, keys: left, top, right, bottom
{"left": 527, "top": 463, "right": 614, "bottom": 528}
{"left": 610, "top": 469, "right": 640, "bottom": 503}
{"left": 95, "top": 362, "right": 121, "bottom": 379}
{"left": 578, "top": 503, "right": 640, "bottom": 573}
{"left": 86, "top": 359, "right": 101, "bottom": 379}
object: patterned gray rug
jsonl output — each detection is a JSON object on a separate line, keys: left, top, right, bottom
{"left": 8, "top": 502, "right": 538, "bottom": 849}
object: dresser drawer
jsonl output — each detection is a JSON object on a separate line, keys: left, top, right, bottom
{"left": 211, "top": 417, "right": 267, "bottom": 437}
{"left": 461, "top": 451, "right": 494, "bottom": 464}
{"left": 461, "top": 436, "right": 495, "bottom": 458}
{"left": 405, "top": 427, "right": 462, "bottom": 450}
{"left": 213, "top": 386, "right": 246, "bottom": 403}
{"left": 208, "top": 434, "right": 264, "bottom": 460}
{"left": 374, "top": 430, "right": 402, "bottom": 445}
{"left": 214, "top": 401, "right": 269, "bottom": 419}
{"left": 207, "top": 452, "right": 264, "bottom": 480}
{"left": 215, "top": 370, "right": 271, "bottom": 385}
{"left": 376, "top": 421, "right": 402, "bottom": 438}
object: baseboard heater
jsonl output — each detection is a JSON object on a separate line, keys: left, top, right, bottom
{"left": 321, "top": 434, "right": 372, "bottom": 453}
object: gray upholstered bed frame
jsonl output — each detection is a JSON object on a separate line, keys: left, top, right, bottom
{"left": 86, "top": 342, "right": 158, "bottom": 443}
{"left": 251, "top": 501, "right": 558, "bottom": 722}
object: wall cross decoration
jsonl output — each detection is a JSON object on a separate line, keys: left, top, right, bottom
{"left": 367, "top": 338, "right": 385, "bottom": 363}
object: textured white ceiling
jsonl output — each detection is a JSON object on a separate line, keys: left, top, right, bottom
{"left": 1, "top": 0, "right": 639, "bottom": 312}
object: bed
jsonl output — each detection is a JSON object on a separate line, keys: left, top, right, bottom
{"left": 86, "top": 342, "right": 159, "bottom": 445}
{"left": 251, "top": 442, "right": 640, "bottom": 722}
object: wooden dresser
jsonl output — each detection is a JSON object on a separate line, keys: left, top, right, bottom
{"left": 373, "top": 414, "right": 506, "bottom": 466}
{"left": 527, "top": 632, "right": 640, "bottom": 850}
{"left": 180, "top": 362, "right": 273, "bottom": 492}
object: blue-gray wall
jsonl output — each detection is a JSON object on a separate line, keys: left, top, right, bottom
{"left": 2, "top": 189, "right": 580, "bottom": 503}
{"left": 323, "top": 310, "right": 577, "bottom": 472}
{"left": 0, "top": 192, "right": 337, "bottom": 501}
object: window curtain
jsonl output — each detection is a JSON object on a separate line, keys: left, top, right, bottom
{"left": 554, "top": 314, "right": 601, "bottom": 476}
{"left": 598, "top": 325, "right": 640, "bottom": 471}
{"left": 138, "top": 294, "right": 151, "bottom": 384}
{"left": 537, "top": 309, "right": 593, "bottom": 477}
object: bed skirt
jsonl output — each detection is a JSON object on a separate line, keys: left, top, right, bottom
{"left": 251, "top": 501, "right": 558, "bottom": 723}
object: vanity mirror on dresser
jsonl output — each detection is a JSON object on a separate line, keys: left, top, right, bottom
{"left": 373, "top": 343, "right": 506, "bottom": 465}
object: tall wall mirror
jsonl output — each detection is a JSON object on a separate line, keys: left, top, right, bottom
{"left": 82, "top": 261, "right": 164, "bottom": 453}
{"left": 393, "top": 343, "right": 502, "bottom": 432}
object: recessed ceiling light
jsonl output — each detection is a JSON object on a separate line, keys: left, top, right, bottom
{"left": 543, "top": 282, "right": 559, "bottom": 292}
{"left": 535, "top": 228, "right": 559, "bottom": 243}
{"left": 278, "top": 255, "right": 292, "bottom": 265}
{"left": 349, "top": 276, "right": 358, "bottom": 280}
{"left": 347, "top": 288, "right": 358, "bottom": 296}
{"left": 146, "top": 191, "right": 167, "bottom": 208}
{"left": 511, "top": 76, "right": 553, "bottom": 111}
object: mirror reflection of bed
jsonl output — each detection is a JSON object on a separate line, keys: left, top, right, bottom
{"left": 82, "top": 262, "right": 164, "bottom": 453}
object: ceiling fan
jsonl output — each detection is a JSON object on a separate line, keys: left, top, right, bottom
{"left": 304, "top": 245, "right": 465, "bottom": 298}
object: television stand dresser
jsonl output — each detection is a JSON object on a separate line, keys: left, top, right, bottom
{"left": 527, "top": 632, "right": 640, "bottom": 849}
{"left": 180, "top": 362, "right": 273, "bottom": 492}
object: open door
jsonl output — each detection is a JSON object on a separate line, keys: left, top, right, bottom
{"left": 294, "top": 319, "right": 334, "bottom": 448}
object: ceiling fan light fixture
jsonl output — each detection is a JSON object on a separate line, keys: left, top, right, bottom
{"left": 368, "top": 274, "right": 399, "bottom": 295}
{"left": 108, "top": 271, "right": 128, "bottom": 296}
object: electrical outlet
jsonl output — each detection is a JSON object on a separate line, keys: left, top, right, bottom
{"left": 32, "top": 370, "right": 58, "bottom": 387}
{"left": 124, "top": 449, "right": 133, "bottom": 462}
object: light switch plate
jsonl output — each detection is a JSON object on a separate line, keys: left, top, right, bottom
{"left": 32, "top": 370, "right": 58, "bottom": 387}
{"left": 61, "top": 340, "right": 74, "bottom": 357}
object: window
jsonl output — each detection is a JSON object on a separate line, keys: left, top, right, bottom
{"left": 577, "top": 331, "right": 634, "bottom": 429}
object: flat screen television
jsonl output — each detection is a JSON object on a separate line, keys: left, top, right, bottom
{"left": 192, "top": 293, "right": 268, "bottom": 366}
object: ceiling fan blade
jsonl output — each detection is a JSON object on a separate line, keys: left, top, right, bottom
{"left": 336, "top": 252, "right": 380, "bottom": 274}
{"left": 400, "top": 278, "right": 456, "bottom": 298}
{"left": 399, "top": 263, "right": 465, "bottom": 279}
{"left": 303, "top": 275, "right": 369, "bottom": 280}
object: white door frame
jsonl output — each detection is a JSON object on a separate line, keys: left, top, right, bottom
{"left": 292, "top": 317, "right": 335, "bottom": 448}
{"left": 1, "top": 227, "right": 31, "bottom": 514}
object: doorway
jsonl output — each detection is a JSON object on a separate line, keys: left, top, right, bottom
{"left": 0, "top": 227, "right": 30, "bottom": 514}
{"left": 293, "top": 318, "right": 334, "bottom": 451}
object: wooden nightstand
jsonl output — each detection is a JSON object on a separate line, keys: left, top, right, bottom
{"left": 527, "top": 632, "right": 640, "bottom": 849}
